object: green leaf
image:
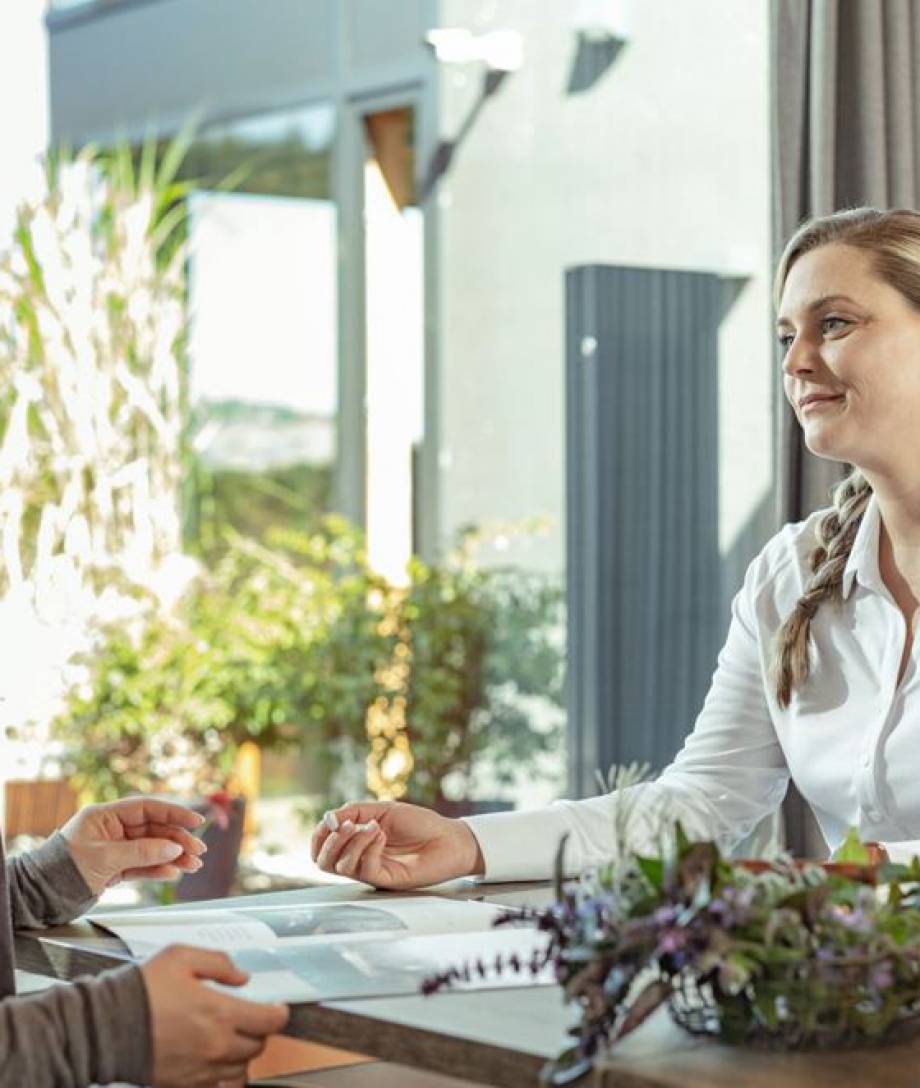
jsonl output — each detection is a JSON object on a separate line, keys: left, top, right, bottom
{"left": 636, "top": 855, "right": 664, "bottom": 892}
{"left": 832, "top": 827, "right": 872, "bottom": 864}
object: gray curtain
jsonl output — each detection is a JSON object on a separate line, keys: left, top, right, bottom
{"left": 771, "top": 0, "right": 920, "bottom": 852}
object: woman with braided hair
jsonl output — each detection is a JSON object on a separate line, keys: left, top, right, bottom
{"left": 311, "top": 207, "right": 920, "bottom": 886}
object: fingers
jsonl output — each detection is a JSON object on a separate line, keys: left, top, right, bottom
{"left": 119, "top": 863, "right": 183, "bottom": 881}
{"left": 120, "top": 846, "right": 204, "bottom": 881}
{"left": 353, "top": 826, "right": 388, "bottom": 882}
{"left": 223, "top": 1031, "right": 271, "bottom": 1064}
{"left": 332, "top": 822, "right": 387, "bottom": 880}
{"left": 124, "top": 824, "right": 206, "bottom": 876}
{"left": 215, "top": 992, "right": 290, "bottom": 1038}
{"left": 310, "top": 802, "right": 390, "bottom": 862}
{"left": 179, "top": 947, "right": 251, "bottom": 987}
{"left": 315, "top": 818, "right": 376, "bottom": 874}
{"left": 213, "top": 1066, "right": 247, "bottom": 1087}
{"left": 103, "top": 796, "right": 206, "bottom": 831}
{"left": 111, "top": 836, "right": 188, "bottom": 872}
{"left": 126, "top": 822, "right": 207, "bottom": 857}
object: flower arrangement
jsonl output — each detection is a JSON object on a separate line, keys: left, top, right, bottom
{"left": 424, "top": 770, "right": 920, "bottom": 1085}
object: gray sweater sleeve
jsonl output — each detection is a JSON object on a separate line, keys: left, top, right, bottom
{"left": 7, "top": 832, "right": 97, "bottom": 928}
{"left": 1, "top": 832, "right": 154, "bottom": 1086}
{"left": 0, "top": 966, "right": 153, "bottom": 1087}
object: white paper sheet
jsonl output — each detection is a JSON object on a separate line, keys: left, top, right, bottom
{"left": 91, "top": 897, "right": 506, "bottom": 956}
{"left": 89, "top": 896, "right": 553, "bottom": 1003}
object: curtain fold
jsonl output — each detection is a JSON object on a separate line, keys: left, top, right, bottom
{"left": 771, "top": 0, "right": 920, "bottom": 853}
{"left": 773, "top": 0, "right": 920, "bottom": 519}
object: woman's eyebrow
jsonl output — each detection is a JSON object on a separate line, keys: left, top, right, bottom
{"left": 776, "top": 293, "right": 859, "bottom": 329}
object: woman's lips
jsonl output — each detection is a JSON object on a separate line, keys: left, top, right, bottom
{"left": 799, "top": 394, "right": 844, "bottom": 414}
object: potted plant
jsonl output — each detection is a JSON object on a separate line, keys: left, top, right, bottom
{"left": 370, "top": 535, "right": 566, "bottom": 815}
{"left": 52, "top": 517, "right": 397, "bottom": 895}
{"left": 425, "top": 769, "right": 920, "bottom": 1085}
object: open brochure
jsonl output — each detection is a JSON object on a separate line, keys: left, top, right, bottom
{"left": 91, "top": 896, "right": 555, "bottom": 1003}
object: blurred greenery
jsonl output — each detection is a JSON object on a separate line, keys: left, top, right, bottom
{"left": 54, "top": 517, "right": 395, "bottom": 801}
{"left": 28, "top": 118, "right": 564, "bottom": 813}
{"left": 402, "top": 540, "right": 565, "bottom": 807}
{"left": 54, "top": 519, "right": 565, "bottom": 809}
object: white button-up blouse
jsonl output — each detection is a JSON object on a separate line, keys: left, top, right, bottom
{"left": 465, "top": 495, "right": 920, "bottom": 881}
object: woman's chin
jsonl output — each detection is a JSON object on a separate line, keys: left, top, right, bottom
{"left": 801, "top": 428, "right": 851, "bottom": 463}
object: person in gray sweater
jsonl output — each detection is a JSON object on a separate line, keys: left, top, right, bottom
{"left": 1, "top": 797, "right": 289, "bottom": 1087}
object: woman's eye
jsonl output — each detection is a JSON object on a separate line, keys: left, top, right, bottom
{"left": 777, "top": 333, "right": 794, "bottom": 351}
{"left": 822, "top": 316, "right": 849, "bottom": 334}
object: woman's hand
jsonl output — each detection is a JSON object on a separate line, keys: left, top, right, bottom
{"left": 60, "top": 798, "right": 207, "bottom": 895}
{"left": 310, "top": 800, "right": 485, "bottom": 890}
{"left": 142, "top": 945, "right": 289, "bottom": 1088}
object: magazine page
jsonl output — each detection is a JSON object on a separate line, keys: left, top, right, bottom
{"left": 218, "top": 925, "right": 554, "bottom": 1004}
{"left": 91, "top": 896, "right": 507, "bottom": 957}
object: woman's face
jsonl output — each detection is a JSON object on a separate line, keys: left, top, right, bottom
{"left": 777, "top": 242, "right": 920, "bottom": 475}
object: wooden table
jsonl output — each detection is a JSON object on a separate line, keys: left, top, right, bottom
{"left": 16, "top": 881, "right": 920, "bottom": 1087}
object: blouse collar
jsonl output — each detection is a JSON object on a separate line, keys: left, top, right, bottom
{"left": 841, "top": 492, "right": 882, "bottom": 600}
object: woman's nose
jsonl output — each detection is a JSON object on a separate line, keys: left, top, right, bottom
{"left": 781, "top": 335, "right": 819, "bottom": 378}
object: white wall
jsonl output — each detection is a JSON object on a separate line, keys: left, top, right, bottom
{"left": 435, "top": 0, "right": 773, "bottom": 575}
{"left": 0, "top": 1, "right": 48, "bottom": 242}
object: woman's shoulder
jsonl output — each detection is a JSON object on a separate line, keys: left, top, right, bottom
{"left": 742, "top": 506, "right": 832, "bottom": 612}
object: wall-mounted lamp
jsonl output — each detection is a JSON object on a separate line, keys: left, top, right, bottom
{"left": 423, "top": 28, "right": 524, "bottom": 73}
{"left": 419, "top": 27, "right": 523, "bottom": 201}
{"left": 569, "top": 0, "right": 633, "bottom": 43}
{"left": 566, "top": 0, "right": 630, "bottom": 94}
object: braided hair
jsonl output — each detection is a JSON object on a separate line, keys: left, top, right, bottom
{"left": 770, "top": 470, "right": 872, "bottom": 708}
{"left": 770, "top": 206, "right": 920, "bottom": 708}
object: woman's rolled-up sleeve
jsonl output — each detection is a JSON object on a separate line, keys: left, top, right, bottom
{"left": 465, "top": 551, "right": 790, "bottom": 882}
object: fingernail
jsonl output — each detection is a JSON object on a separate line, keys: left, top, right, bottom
{"left": 366, "top": 819, "right": 379, "bottom": 832}
{"left": 160, "top": 842, "right": 183, "bottom": 860}
{"left": 324, "top": 811, "right": 339, "bottom": 832}
{"left": 341, "top": 819, "right": 354, "bottom": 832}
{"left": 335, "top": 859, "right": 348, "bottom": 874}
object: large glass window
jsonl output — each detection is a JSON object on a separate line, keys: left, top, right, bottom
{"left": 28, "top": 0, "right": 775, "bottom": 838}
{"left": 429, "top": 1, "right": 772, "bottom": 802}
{"left": 174, "top": 105, "right": 338, "bottom": 802}
{"left": 177, "top": 104, "right": 337, "bottom": 558}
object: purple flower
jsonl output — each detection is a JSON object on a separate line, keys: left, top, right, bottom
{"left": 653, "top": 905, "right": 680, "bottom": 927}
{"left": 657, "top": 928, "right": 688, "bottom": 955}
{"left": 870, "top": 962, "right": 894, "bottom": 992}
{"left": 829, "top": 905, "right": 874, "bottom": 934}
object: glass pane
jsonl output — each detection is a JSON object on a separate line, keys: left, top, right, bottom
{"left": 431, "top": 1, "right": 771, "bottom": 807}
{"left": 361, "top": 106, "right": 426, "bottom": 801}
{"left": 179, "top": 104, "right": 337, "bottom": 557}
{"left": 363, "top": 106, "right": 424, "bottom": 586}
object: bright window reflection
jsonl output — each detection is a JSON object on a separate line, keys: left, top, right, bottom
{"left": 178, "top": 104, "right": 338, "bottom": 555}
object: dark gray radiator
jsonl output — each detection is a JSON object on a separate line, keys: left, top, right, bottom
{"left": 566, "top": 264, "right": 726, "bottom": 796}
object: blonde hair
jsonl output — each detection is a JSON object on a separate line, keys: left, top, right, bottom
{"left": 771, "top": 207, "right": 920, "bottom": 709}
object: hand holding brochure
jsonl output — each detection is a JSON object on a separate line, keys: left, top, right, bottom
{"left": 91, "top": 895, "right": 554, "bottom": 1003}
